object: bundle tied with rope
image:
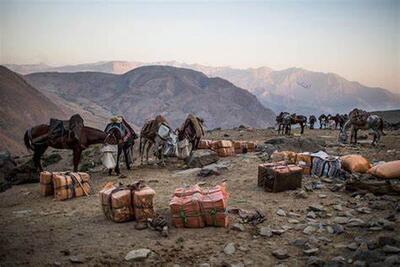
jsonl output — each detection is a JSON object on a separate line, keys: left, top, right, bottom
{"left": 169, "top": 183, "right": 229, "bottom": 228}
{"left": 99, "top": 180, "right": 156, "bottom": 223}
{"left": 40, "top": 171, "right": 92, "bottom": 200}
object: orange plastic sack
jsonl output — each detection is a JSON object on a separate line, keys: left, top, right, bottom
{"left": 133, "top": 186, "right": 156, "bottom": 222}
{"left": 174, "top": 184, "right": 202, "bottom": 197}
{"left": 368, "top": 160, "right": 400, "bottom": 179}
{"left": 340, "top": 154, "right": 371, "bottom": 173}
{"left": 170, "top": 193, "right": 205, "bottom": 228}
{"left": 200, "top": 191, "right": 228, "bottom": 227}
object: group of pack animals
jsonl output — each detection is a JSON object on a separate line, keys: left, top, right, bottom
{"left": 23, "top": 108, "right": 385, "bottom": 174}
{"left": 24, "top": 114, "right": 204, "bottom": 175}
{"left": 276, "top": 108, "right": 385, "bottom": 145}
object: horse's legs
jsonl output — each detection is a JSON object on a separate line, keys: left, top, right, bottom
{"left": 300, "top": 123, "right": 304, "bottom": 134}
{"left": 33, "top": 145, "right": 47, "bottom": 172}
{"left": 146, "top": 141, "right": 152, "bottom": 164}
{"left": 114, "top": 146, "right": 122, "bottom": 175}
{"left": 123, "top": 145, "right": 131, "bottom": 170}
{"left": 73, "top": 148, "right": 82, "bottom": 172}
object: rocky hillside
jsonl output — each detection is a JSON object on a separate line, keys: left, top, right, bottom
{"left": 26, "top": 66, "right": 275, "bottom": 129}
{"left": 0, "top": 66, "right": 66, "bottom": 154}
{"left": 9, "top": 61, "right": 399, "bottom": 115}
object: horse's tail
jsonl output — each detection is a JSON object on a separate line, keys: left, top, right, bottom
{"left": 24, "top": 129, "right": 34, "bottom": 151}
{"left": 139, "top": 135, "right": 143, "bottom": 156}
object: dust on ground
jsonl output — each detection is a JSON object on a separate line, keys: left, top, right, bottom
{"left": 1, "top": 128, "right": 399, "bottom": 266}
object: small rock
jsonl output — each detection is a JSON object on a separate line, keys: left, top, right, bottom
{"left": 303, "top": 248, "right": 319, "bottom": 255}
{"left": 288, "top": 219, "right": 300, "bottom": 224}
{"left": 271, "top": 229, "right": 286, "bottom": 235}
{"left": 308, "top": 204, "right": 325, "bottom": 212}
{"left": 383, "top": 245, "right": 400, "bottom": 254}
{"left": 288, "top": 212, "right": 301, "bottom": 217}
{"left": 161, "top": 226, "right": 169, "bottom": 237}
{"left": 294, "top": 189, "right": 308, "bottom": 199}
{"left": 135, "top": 222, "right": 148, "bottom": 230}
{"left": 276, "top": 209, "right": 286, "bottom": 217}
{"left": 125, "top": 249, "right": 151, "bottom": 261}
{"left": 307, "top": 211, "right": 317, "bottom": 219}
{"left": 272, "top": 248, "right": 289, "bottom": 259}
{"left": 232, "top": 223, "right": 245, "bottom": 232}
{"left": 303, "top": 226, "right": 316, "bottom": 235}
{"left": 347, "top": 218, "right": 365, "bottom": 227}
{"left": 198, "top": 264, "right": 210, "bottom": 267}
{"left": 333, "top": 216, "right": 349, "bottom": 224}
{"left": 259, "top": 227, "right": 272, "bottom": 237}
{"left": 353, "top": 260, "right": 366, "bottom": 267}
{"left": 53, "top": 261, "right": 62, "bottom": 266}
{"left": 333, "top": 204, "right": 343, "bottom": 211}
{"left": 347, "top": 242, "right": 359, "bottom": 251}
{"left": 224, "top": 243, "right": 236, "bottom": 255}
{"left": 318, "top": 194, "right": 327, "bottom": 199}
{"left": 306, "top": 256, "right": 324, "bottom": 266}
{"left": 384, "top": 255, "right": 400, "bottom": 265}
{"left": 69, "top": 256, "right": 84, "bottom": 264}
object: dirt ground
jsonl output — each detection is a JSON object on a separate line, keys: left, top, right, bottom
{"left": 1, "top": 128, "right": 399, "bottom": 266}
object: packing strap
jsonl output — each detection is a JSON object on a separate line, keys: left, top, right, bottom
{"left": 69, "top": 172, "right": 90, "bottom": 196}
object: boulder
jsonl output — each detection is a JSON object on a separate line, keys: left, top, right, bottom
{"left": 125, "top": 249, "right": 151, "bottom": 261}
{"left": 0, "top": 151, "right": 16, "bottom": 192}
{"left": 186, "top": 150, "right": 218, "bottom": 168}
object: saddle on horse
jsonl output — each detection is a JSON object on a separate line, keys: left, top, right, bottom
{"left": 350, "top": 108, "right": 370, "bottom": 126}
{"left": 48, "top": 114, "right": 84, "bottom": 145}
{"left": 105, "top": 116, "right": 138, "bottom": 143}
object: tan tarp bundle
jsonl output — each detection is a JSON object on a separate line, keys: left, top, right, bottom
{"left": 271, "top": 151, "right": 298, "bottom": 164}
{"left": 295, "top": 153, "right": 312, "bottom": 175}
{"left": 368, "top": 160, "right": 400, "bottom": 179}
{"left": 212, "top": 140, "right": 234, "bottom": 157}
{"left": 40, "top": 171, "right": 91, "bottom": 200}
{"left": 40, "top": 171, "right": 55, "bottom": 196}
{"left": 99, "top": 181, "right": 155, "bottom": 223}
{"left": 198, "top": 139, "right": 212, "bottom": 149}
{"left": 340, "top": 154, "right": 371, "bottom": 173}
{"left": 170, "top": 183, "right": 229, "bottom": 228}
{"left": 53, "top": 172, "right": 91, "bottom": 201}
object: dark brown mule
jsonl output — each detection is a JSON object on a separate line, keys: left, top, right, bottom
{"left": 176, "top": 114, "right": 205, "bottom": 152}
{"left": 290, "top": 114, "right": 307, "bottom": 134}
{"left": 24, "top": 124, "right": 107, "bottom": 172}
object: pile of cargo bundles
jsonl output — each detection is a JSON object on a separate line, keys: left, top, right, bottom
{"left": 169, "top": 183, "right": 229, "bottom": 228}
{"left": 99, "top": 181, "right": 155, "bottom": 223}
{"left": 40, "top": 171, "right": 91, "bottom": 200}
{"left": 258, "top": 162, "right": 303, "bottom": 192}
{"left": 198, "top": 139, "right": 256, "bottom": 157}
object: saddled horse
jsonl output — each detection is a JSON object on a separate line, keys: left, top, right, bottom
{"left": 276, "top": 112, "right": 290, "bottom": 135}
{"left": 289, "top": 114, "right": 307, "bottom": 134}
{"left": 339, "top": 109, "right": 385, "bottom": 145}
{"left": 139, "top": 115, "right": 177, "bottom": 165}
{"left": 104, "top": 117, "right": 138, "bottom": 175}
{"left": 24, "top": 124, "right": 106, "bottom": 172}
{"left": 176, "top": 114, "right": 205, "bottom": 152}
{"left": 309, "top": 115, "right": 317, "bottom": 129}
{"left": 319, "top": 114, "right": 327, "bottom": 129}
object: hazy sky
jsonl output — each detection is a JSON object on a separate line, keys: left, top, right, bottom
{"left": 0, "top": 0, "right": 399, "bottom": 92}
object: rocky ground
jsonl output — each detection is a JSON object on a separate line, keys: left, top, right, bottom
{"left": 0, "top": 128, "right": 400, "bottom": 266}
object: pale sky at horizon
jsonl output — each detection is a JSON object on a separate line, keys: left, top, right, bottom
{"left": 0, "top": 0, "right": 399, "bottom": 92}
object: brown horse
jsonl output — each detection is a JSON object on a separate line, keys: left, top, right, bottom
{"left": 176, "top": 114, "right": 205, "bottom": 152}
{"left": 24, "top": 124, "right": 107, "bottom": 172}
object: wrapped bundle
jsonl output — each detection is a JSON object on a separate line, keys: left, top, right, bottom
{"left": 233, "top": 141, "right": 248, "bottom": 154}
{"left": 133, "top": 186, "right": 156, "bottom": 222}
{"left": 246, "top": 142, "right": 256, "bottom": 152}
{"left": 296, "top": 152, "right": 312, "bottom": 175}
{"left": 200, "top": 190, "right": 228, "bottom": 227}
{"left": 198, "top": 139, "right": 212, "bottom": 149}
{"left": 217, "top": 147, "right": 235, "bottom": 157}
{"left": 213, "top": 140, "right": 233, "bottom": 149}
{"left": 340, "top": 154, "right": 371, "bottom": 173}
{"left": 264, "top": 165, "right": 303, "bottom": 193}
{"left": 170, "top": 193, "right": 204, "bottom": 228}
{"left": 174, "top": 184, "right": 202, "bottom": 197}
{"left": 40, "top": 171, "right": 56, "bottom": 196}
{"left": 53, "top": 172, "right": 91, "bottom": 201}
{"left": 100, "top": 185, "right": 133, "bottom": 223}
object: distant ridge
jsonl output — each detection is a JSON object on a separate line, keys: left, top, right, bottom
{"left": 25, "top": 65, "right": 276, "bottom": 130}
{"left": 7, "top": 61, "right": 400, "bottom": 115}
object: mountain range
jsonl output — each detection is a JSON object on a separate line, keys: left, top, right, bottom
{"left": 6, "top": 61, "right": 400, "bottom": 115}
